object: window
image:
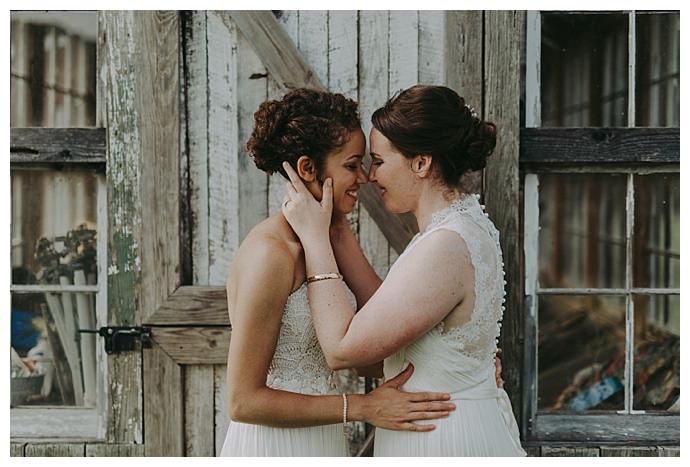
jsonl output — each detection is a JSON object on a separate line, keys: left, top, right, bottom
{"left": 10, "top": 11, "right": 106, "bottom": 440}
{"left": 523, "top": 10, "right": 679, "bottom": 442}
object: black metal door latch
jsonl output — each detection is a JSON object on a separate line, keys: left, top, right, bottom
{"left": 79, "top": 326, "right": 152, "bottom": 354}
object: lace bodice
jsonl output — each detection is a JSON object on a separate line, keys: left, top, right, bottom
{"left": 266, "top": 283, "right": 339, "bottom": 395}
{"left": 387, "top": 193, "right": 506, "bottom": 375}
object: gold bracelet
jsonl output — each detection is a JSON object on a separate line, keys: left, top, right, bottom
{"left": 306, "top": 272, "right": 342, "bottom": 284}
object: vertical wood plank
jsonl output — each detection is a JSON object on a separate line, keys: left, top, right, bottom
{"left": 358, "top": 10, "right": 391, "bottom": 278}
{"left": 143, "top": 343, "right": 184, "bottom": 456}
{"left": 137, "top": 10, "right": 181, "bottom": 318}
{"left": 214, "top": 364, "right": 230, "bottom": 456}
{"left": 388, "top": 10, "right": 419, "bottom": 264}
{"left": 184, "top": 364, "right": 215, "bottom": 456}
{"left": 389, "top": 10, "right": 419, "bottom": 93}
{"left": 483, "top": 10, "right": 525, "bottom": 431}
{"left": 24, "top": 444, "right": 86, "bottom": 456}
{"left": 185, "top": 11, "right": 210, "bottom": 285}
{"left": 299, "top": 10, "right": 329, "bottom": 85}
{"left": 267, "top": 11, "right": 299, "bottom": 216}
{"left": 101, "top": 10, "right": 144, "bottom": 444}
{"left": 328, "top": 11, "right": 357, "bottom": 98}
{"left": 237, "top": 30, "right": 269, "bottom": 241}
{"left": 207, "top": 12, "right": 239, "bottom": 285}
{"left": 418, "top": 10, "right": 445, "bottom": 85}
{"left": 445, "top": 10, "right": 484, "bottom": 194}
{"left": 328, "top": 10, "right": 360, "bottom": 239}
{"left": 85, "top": 444, "right": 146, "bottom": 456}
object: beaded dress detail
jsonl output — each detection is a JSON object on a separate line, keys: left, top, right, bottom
{"left": 266, "top": 283, "right": 339, "bottom": 395}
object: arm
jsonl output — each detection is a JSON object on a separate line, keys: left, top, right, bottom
{"left": 226, "top": 238, "right": 453, "bottom": 429}
{"left": 281, "top": 163, "right": 469, "bottom": 370}
{"left": 303, "top": 230, "right": 468, "bottom": 370}
{"left": 329, "top": 214, "right": 382, "bottom": 309}
{"left": 330, "top": 215, "right": 384, "bottom": 378}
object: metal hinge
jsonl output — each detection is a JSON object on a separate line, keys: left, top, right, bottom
{"left": 79, "top": 326, "right": 152, "bottom": 354}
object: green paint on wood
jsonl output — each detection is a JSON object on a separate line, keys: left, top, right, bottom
{"left": 108, "top": 230, "right": 140, "bottom": 325}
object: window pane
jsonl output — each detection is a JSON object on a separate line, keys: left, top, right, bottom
{"left": 633, "top": 173, "right": 679, "bottom": 289}
{"left": 11, "top": 169, "right": 100, "bottom": 285}
{"left": 538, "top": 295, "right": 626, "bottom": 412}
{"left": 538, "top": 173, "right": 627, "bottom": 289}
{"left": 11, "top": 292, "right": 98, "bottom": 408}
{"left": 635, "top": 12, "right": 680, "bottom": 127}
{"left": 632, "top": 294, "right": 679, "bottom": 412}
{"left": 541, "top": 13, "right": 628, "bottom": 127}
{"left": 10, "top": 11, "right": 97, "bottom": 127}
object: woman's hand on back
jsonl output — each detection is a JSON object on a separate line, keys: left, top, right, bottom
{"left": 357, "top": 363, "right": 456, "bottom": 432}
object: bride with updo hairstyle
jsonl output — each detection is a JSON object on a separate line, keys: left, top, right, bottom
{"left": 280, "top": 84, "right": 527, "bottom": 456}
{"left": 371, "top": 84, "right": 497, "bottom": 189}
{"left": 220, "top": 88, "right": 457, "bottom": 457}
{"left": 246, "top": 88, "right": 360, "bottom": 180}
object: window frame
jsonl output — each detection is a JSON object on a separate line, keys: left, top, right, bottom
{"left": 522, "top": 10, "right": 680, "bottom": 444}
{"left": 10, "top": 127, "right": 108, "bottom": 441}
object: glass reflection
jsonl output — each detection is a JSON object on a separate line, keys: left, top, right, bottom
{"left": 11, "top": 170, "right": 99, "bottom": 285}
{"left": 538, "top": 173, "right": 627, "bottom": 289}
{"left": 633, "top": 294, "right": 679, "bottom": 411}
{"left": 541, "top": 13, "right": 629, "bottom": 127}
{"left": 633, "top": 173, "right": 680, "bottom": 289}
{"left": 635, "top": 12, "right": 680, "bottom": 127}
{"left": 538, "top": 295, "right": 625, "bottom": 411}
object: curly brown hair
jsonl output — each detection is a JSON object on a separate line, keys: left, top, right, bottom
{"left": 246, "top": 88, "right": 360, "bottom": 179}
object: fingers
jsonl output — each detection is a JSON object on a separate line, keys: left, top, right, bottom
{"left": 321, "top": 178, "right": 333, "bottom": 211}
{"left": 382, "top": 363, "right": 414, "bottom": 388}
{"left": 282, "top": 161, "right": 310, "bottom": 195}
{"left": 407, "top": 391, "right": 452, "bottom": 402}
{"left": 410, "top": 401, "right": 457, "bottom": 413}
{"left": 284, "top": 180, "right": 298, "bottom": 198}
{"left": 408, "top": 411, "right": 451, "bottom": 421}
{"left": 397, "top": 422, "right": 436, "bottom": 432}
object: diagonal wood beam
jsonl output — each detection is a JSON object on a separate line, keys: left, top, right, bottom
{"left": 223, "top": 10, "right": 418, "bottom": 253}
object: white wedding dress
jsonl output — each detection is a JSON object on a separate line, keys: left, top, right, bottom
{"left": 373, "top": 194, "right": 527, "bottom": 456}
{"left": 219, "top": 282, "right": 348, "bottom": 456}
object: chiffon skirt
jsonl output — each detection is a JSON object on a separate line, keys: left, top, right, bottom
{"left": 219, "top": 420, "right": 348, "bottom": 456}
{"left": 373, "top": 397, "right": 527, "bottom": 457}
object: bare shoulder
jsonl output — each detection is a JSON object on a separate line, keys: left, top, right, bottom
{"left": 230, "top": 217, "right": 296, "bottom": 288}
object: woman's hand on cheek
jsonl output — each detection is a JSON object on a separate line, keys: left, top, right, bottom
{"left": 281, "top": 161, "right": 334, "bottom": 243}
